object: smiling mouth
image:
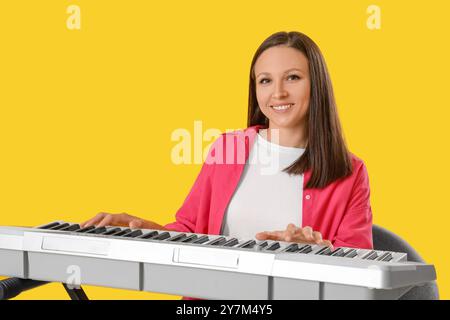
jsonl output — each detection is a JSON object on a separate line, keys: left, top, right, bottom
{"left": 270, "top": 103, "right": 294, "bottom": 110}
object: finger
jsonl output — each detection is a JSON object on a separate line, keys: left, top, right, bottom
{"left": 312, "top": 231, "right": 323, "bottom": 244}
{"left": 255, "top": 231, "right": 273, "bottom": 240}
{"left": 292, "top": 227, "right": 306, "bottom": 240}
{"left": 301, "top": 226, "right": 314, "bottom": 241}
{"left": 96, "top": 214, "right": 115, "bottom": 228}
{"left": 82, "top": 213, "right": 107, "bottom": 228}
{"left": 255, "top": 232, "right": 267, "bottom": 240}
{"left": 115, "top": 213, "right": 133, "bottom": 225}
{"left": 267, "top": 231, "right": 286, "bottom": 241}
{"left": 285, "top": 223, "right": 297, "bottom": 242}
{"left": 321, "top": 240, "right": 333, "bottom": 250}
{"left": 99, "top": 213, "right": 133, "bottom": 228}
{"left": 256, "top": 231, "right": 285, "bottom": 241}
{"left": 81, "top": 213, "right": 104, "bottom": 227}
{"left": 256, "top": 231, "right": 276, "bottom": 240}
{"left": 130, "top": 219, "right": 165, "bottom": 230}
{"left": 129, "top": 219, "right": 143, "bottom": 229}
{"left": 286, "top": 223, "right": 297, "bottom": 233}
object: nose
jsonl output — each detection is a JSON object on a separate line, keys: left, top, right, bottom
{"left": 272, "top": 81, "right": 288, "bottom": 99}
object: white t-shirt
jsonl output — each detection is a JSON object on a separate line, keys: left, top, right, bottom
{"left": 220, "top": 129, "right": 305, "bottom": 239}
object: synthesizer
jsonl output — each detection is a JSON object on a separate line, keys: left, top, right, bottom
{"left": 0, "top": 221, "right": 437, "bottom": 299}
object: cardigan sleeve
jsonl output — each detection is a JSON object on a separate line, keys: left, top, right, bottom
{"left": 163, "top": 136, "right": 219, "bottom": 233}
{"left": 332, "top": 160, "right": 374, "bottom": 250}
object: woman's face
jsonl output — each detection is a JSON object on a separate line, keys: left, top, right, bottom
{"left": 254, "top": 45, "right": 311, "bottom": 130}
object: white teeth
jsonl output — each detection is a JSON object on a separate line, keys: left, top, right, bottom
{"left": 272, "top": 104, "right": 291, "bottom": 110}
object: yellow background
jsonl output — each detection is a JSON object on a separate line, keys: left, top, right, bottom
{"left": 0, "top": 0, "right": 449, "bottom": 299}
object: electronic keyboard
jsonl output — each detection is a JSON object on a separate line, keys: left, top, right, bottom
{"left": 0, "top": 221, "right": 437, "bottom": 299}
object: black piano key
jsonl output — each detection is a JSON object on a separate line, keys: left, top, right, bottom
{"left": 315, "top": 246, "right": 332, "bottom": 255}
{"left": 367, "top": 253, "right": 378, "bottom": 260}
{"left": 60, "top": 224, "right": 81, "bottom": 232}
{"left": 257, "top": 241, "right": 268, "bottom": 248}
{"left": 297, "top": 245, "right": 313, "bottom": 254}
{"left": 102, "top": 227, "right": 122, "bottom": 235}
{"left": 343, "top": 249, "right": 358, "bottom": 258}
{"left": 283, "top": 243, "right": 299, "bottom": 253}
{"left": 50, "top": 223, "right": 70, "bottom": 230}
{"left": 76, "top": 226, "right": 96, "bottom": 233}
{"left": 382, "top": 254, "right": 393, "bottom": 262}
{"left": 120, "top": 230, "right": 135, "bottom": 237}
{"left": 123, "top": 230, "right": 143, "bottom": 238}
{"left": 330, "top": 248, "right": 346, "bottom": 257}
{"left": 38, "top": 222, "right": 60, "bottom": 229}
{"left": 207, "top": 237, "right": 227, "bottom": 246}
{"left": 58, "top": 224, "right": 71, "bottom": 231}
{"left": 222, "top": 238, "right": 239, "bottom": 247}
{"left": 86, "top": 227, "right": 107, "bottom": 234}
{"left": 111, "top": 228, "right": 132, "bottom": 237}
{"left": 137, "top": 231, "right": 159, "bottom": 239}
{"left": 322, "top": 248, "right": 335, "bottom": 256}
{"left": 192, "top": 235, "right": 209, "bottom": 244}
{"left": 266, "top": 242, "right": 281, "bottom": 251}
{"left": 238, "top": 240, "right": 256, "bottom": 249}
{"left": 377, "top": 252, "right": 393, "bottom": 262}
{"left": 152, "top": 232, "right": 171, "bottom": 240}
{"left": 180, "top": 234, "right": 198, "bottom": 243}
{"left": 362, "top": 251, "right": 378, "bottom": 260}
{"left": 105, "top": 228, "right": 123, "bottom": 236}
{"left": 167, "top": 234, "right": 187, "bottom": 242}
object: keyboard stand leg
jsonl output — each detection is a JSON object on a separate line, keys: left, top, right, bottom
{"left": 62, "top": 283, "right": 89, "bottom": 300}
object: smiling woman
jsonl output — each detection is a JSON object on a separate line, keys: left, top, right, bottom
{"left": 248, "top": 32, "right": 352, "bottom": 189}
{"left": 82, "top": 31, "right": 372, "bottom": 254}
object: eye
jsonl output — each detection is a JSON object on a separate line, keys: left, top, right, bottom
{"left": 258, "top": 75, "right": 300, "bottom": 84}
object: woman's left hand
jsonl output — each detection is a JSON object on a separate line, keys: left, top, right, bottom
{"left": 255, "top": 223, "right": 333, "bottom": 249}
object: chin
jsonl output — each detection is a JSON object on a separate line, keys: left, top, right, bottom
{"left": 268, "top": 119, "right": 296, "bottom": 129}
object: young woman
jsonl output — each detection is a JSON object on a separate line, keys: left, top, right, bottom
{"left": 81, "top": 31, "right": 373, "bottom": 250}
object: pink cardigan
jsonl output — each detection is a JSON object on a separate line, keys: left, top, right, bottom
{"left": 164, "top": 125, "right": 373, "bottom": 250}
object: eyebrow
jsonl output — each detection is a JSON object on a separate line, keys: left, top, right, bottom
{"left": 256, "top": 68, "right": 305, "bottom": 78}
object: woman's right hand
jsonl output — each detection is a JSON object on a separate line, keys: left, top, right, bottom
{"left": 80, "top": 212, "right": 168, "bottom": 230}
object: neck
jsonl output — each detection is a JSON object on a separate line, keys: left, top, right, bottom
{"left": 264, "top": 124, "right": 307, "bottom": 148}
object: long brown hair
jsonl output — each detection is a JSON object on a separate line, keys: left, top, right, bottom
{"left": 248, "top": 31, "right": 352, "bottom": 189}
